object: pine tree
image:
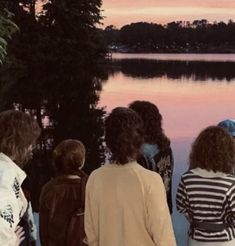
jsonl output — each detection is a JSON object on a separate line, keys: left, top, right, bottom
{"left": 0, "top": 0, "right": 107, "bottom": 197}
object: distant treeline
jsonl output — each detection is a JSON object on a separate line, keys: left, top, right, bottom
{"left": 102, "top": 20, "right": 235, "bottom": 53}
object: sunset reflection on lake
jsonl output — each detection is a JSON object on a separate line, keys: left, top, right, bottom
{"left": 98, "top": 54, "right": 235, "bottom": 245}
{"left": 99, "top": 62, "right": 235, "bottom": 140}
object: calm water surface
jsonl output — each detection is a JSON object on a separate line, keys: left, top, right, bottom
{"left": 35, "top": 53, "right": 235, "bottom": 246}
{"left": 99, "top": 53, "right": 235, "bottom": 246}
{"left": 112, "top": 53, "right": 235, "bottom": 62}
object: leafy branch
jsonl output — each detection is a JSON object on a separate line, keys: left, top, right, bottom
{"left": 0, "top": 8, "right": 19, "bottom": 64}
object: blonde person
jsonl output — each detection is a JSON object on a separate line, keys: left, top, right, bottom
{"left": 39, "top": 139, "right": 87, "bottom": 246}
{"left": 176, "top": 126, "right": 235, "bottom": 246}
{"left": 85, "top": 107, "right": 176, "bottom": 246}
{"left": 0, "top": 110, "right": 40, "bottom": 246}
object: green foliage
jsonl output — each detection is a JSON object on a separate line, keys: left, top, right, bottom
{"left": 0, "top": 8, "right": 19, "bottom": 64}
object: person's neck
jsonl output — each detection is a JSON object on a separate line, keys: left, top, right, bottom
{"left": 57, "top": 174, "right": 80, "bottom": 179}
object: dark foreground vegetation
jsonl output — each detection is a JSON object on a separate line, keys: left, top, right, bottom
{"left": 0, "top": 0, "right": 107, "bottom": 210}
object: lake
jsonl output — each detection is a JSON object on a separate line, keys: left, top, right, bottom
{"left": 99, "top": 53, "right": 235, "bottom": 246}
{"left": 35, "top": 53, "right": 235, "bottom": 245}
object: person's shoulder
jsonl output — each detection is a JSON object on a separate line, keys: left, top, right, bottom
{"left": 88, "top": 165, "right": 106, "bottom": 179}
{"left": 0, "top": 156, "right": 15, "bottom": 173}
{"left": 136, "top": 166, "right": 166, "bottom": 196}
{"left": 178, "top": 170, "right": 194, "bottom": 182}
{"left": 0, "top": 163, "right": 15, "bottom": 178}
{"left": 224, "top": 175, "right": 235, "bottom": 187}
{"left": 0, "top": 160, "right": 17, "bottom": 187}
{"left": 136, "top": 164, "right": 162, "bottom": 183}
{"left": 227, "top": 177, "right": 235, "bottom": 193}
{"left": 40, "top": 178, "right": 57, "bottom": 199}
{"left": 181, "top": 169, "right": 193, "bottom": 176}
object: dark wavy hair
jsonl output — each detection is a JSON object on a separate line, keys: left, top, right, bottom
{"left": 129, "top": 100, "right": 170, "bottom": 151}
{"left": 53, "top": 139, "right": 86, "bottom": 175}
{"left": 105, "top": 107, "right": 144, "bottom": 165}
{"left": 0, "top": 110, "right": 41, "bottom": 166}
{"left": 190, "top": 126, "right": 235, "bottom": 173}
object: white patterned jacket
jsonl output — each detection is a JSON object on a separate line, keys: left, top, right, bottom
{"left": 0, "top": 153, "right": 28, "bottom": 246}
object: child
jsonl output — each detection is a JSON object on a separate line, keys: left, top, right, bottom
{"left": 176, "top": 126, "right": 235, "bottom": 246}
{"left": 39, "top": 139, "right": 87, "bottom": 246}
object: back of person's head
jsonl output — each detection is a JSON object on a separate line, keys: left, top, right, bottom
{"left": 105, "top": 107, "right": 144, "bottom": 165}
{"left": 53, "top": 139, "right": 86, "bottom": 175}
{"left": 190, "top": 126, "right": 235, "bottom": 173}
{"left": 0, "top": 110, "right": 41, "bottom": 166}
{"left": 218, "top": 119, "right": 235, "bottom": 138}
{"left": 129, "top": 100, "right": 170, "bottom": 150}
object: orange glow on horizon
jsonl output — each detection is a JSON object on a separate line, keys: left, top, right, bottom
{"left": 102, "top": 0, "right": 235, "bottom": 28}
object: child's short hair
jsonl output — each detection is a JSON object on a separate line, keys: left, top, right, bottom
{"left": 53, "top": 139, "right": 86, "bottom": 175}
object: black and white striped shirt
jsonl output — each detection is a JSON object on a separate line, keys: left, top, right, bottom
{"left": 176, "top": 168, "right": 235, "bottom": 242}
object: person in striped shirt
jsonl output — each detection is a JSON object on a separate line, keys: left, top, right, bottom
{"left": 176, "top": 126, "right": 235, "bottom": 246}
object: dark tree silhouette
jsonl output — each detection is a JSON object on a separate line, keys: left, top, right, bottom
{"left": 0, "top": 0, "right": 107, "bottom": 210}
{"left": 103, "top": 20, "right": 235, "bottom": 53}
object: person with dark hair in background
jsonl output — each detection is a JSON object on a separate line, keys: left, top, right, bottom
{"left": 39, "top": 139, "right": 87, "bottom": 246}
{"left": 176, "top": 126, "right": 235, "bottom": 246}
{"left": 129, "top": 100, "right": 174, "bottom": 214}
{"left": 85, "top": 107, "right": 176, "bottom": 246}
{"left": 0, "top": 110, "right": 41, "bottom": 246}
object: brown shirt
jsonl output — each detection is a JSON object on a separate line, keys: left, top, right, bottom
{"left": 39, "top": 175, "right": 87, "bottom": 246}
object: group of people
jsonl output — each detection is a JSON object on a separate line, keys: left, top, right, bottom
{"left": 0, "top": 101, "right": 235, "bottom": 246}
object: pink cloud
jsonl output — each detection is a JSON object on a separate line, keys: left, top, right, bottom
{"left": 101, "top": 0, "right": 235, "bottom": 27}
{"left": 103, "top": 0, "right": 235, "bottom": 9}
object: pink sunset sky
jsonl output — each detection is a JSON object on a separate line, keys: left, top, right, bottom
{"left": 101, "top": 0, "right": 235, "bottom": 28}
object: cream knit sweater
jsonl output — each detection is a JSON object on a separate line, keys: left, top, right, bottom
{"left": 85, "top": 161, "right": 176, "bottom": 246}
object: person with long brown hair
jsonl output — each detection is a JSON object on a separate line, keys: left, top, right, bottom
{"left": 129, "top": 100, "right": 174, "bottom": 214}
{"left": 176, "top": 126, "right": 235, "bottom": 246}
{"left": 0, "top": 110, "right": 40, "bottom": 246}
{"left": 85, "top": 107, "right": 176, "bottom": 246}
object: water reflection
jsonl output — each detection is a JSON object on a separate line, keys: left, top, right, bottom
{"left": 112, "top": 53, "right": 235, "bottom": 62}
{"left": 109, "top": 59, "right": 235, "bottom": 81}
{"left": 101, "top": 58, "right": 235, "bottom": 140}
{"left": 1, "top": 54, "right": 234, "bottom": 244}
{"left": 100, "top": 56, "right": 235, "bottom": 246}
